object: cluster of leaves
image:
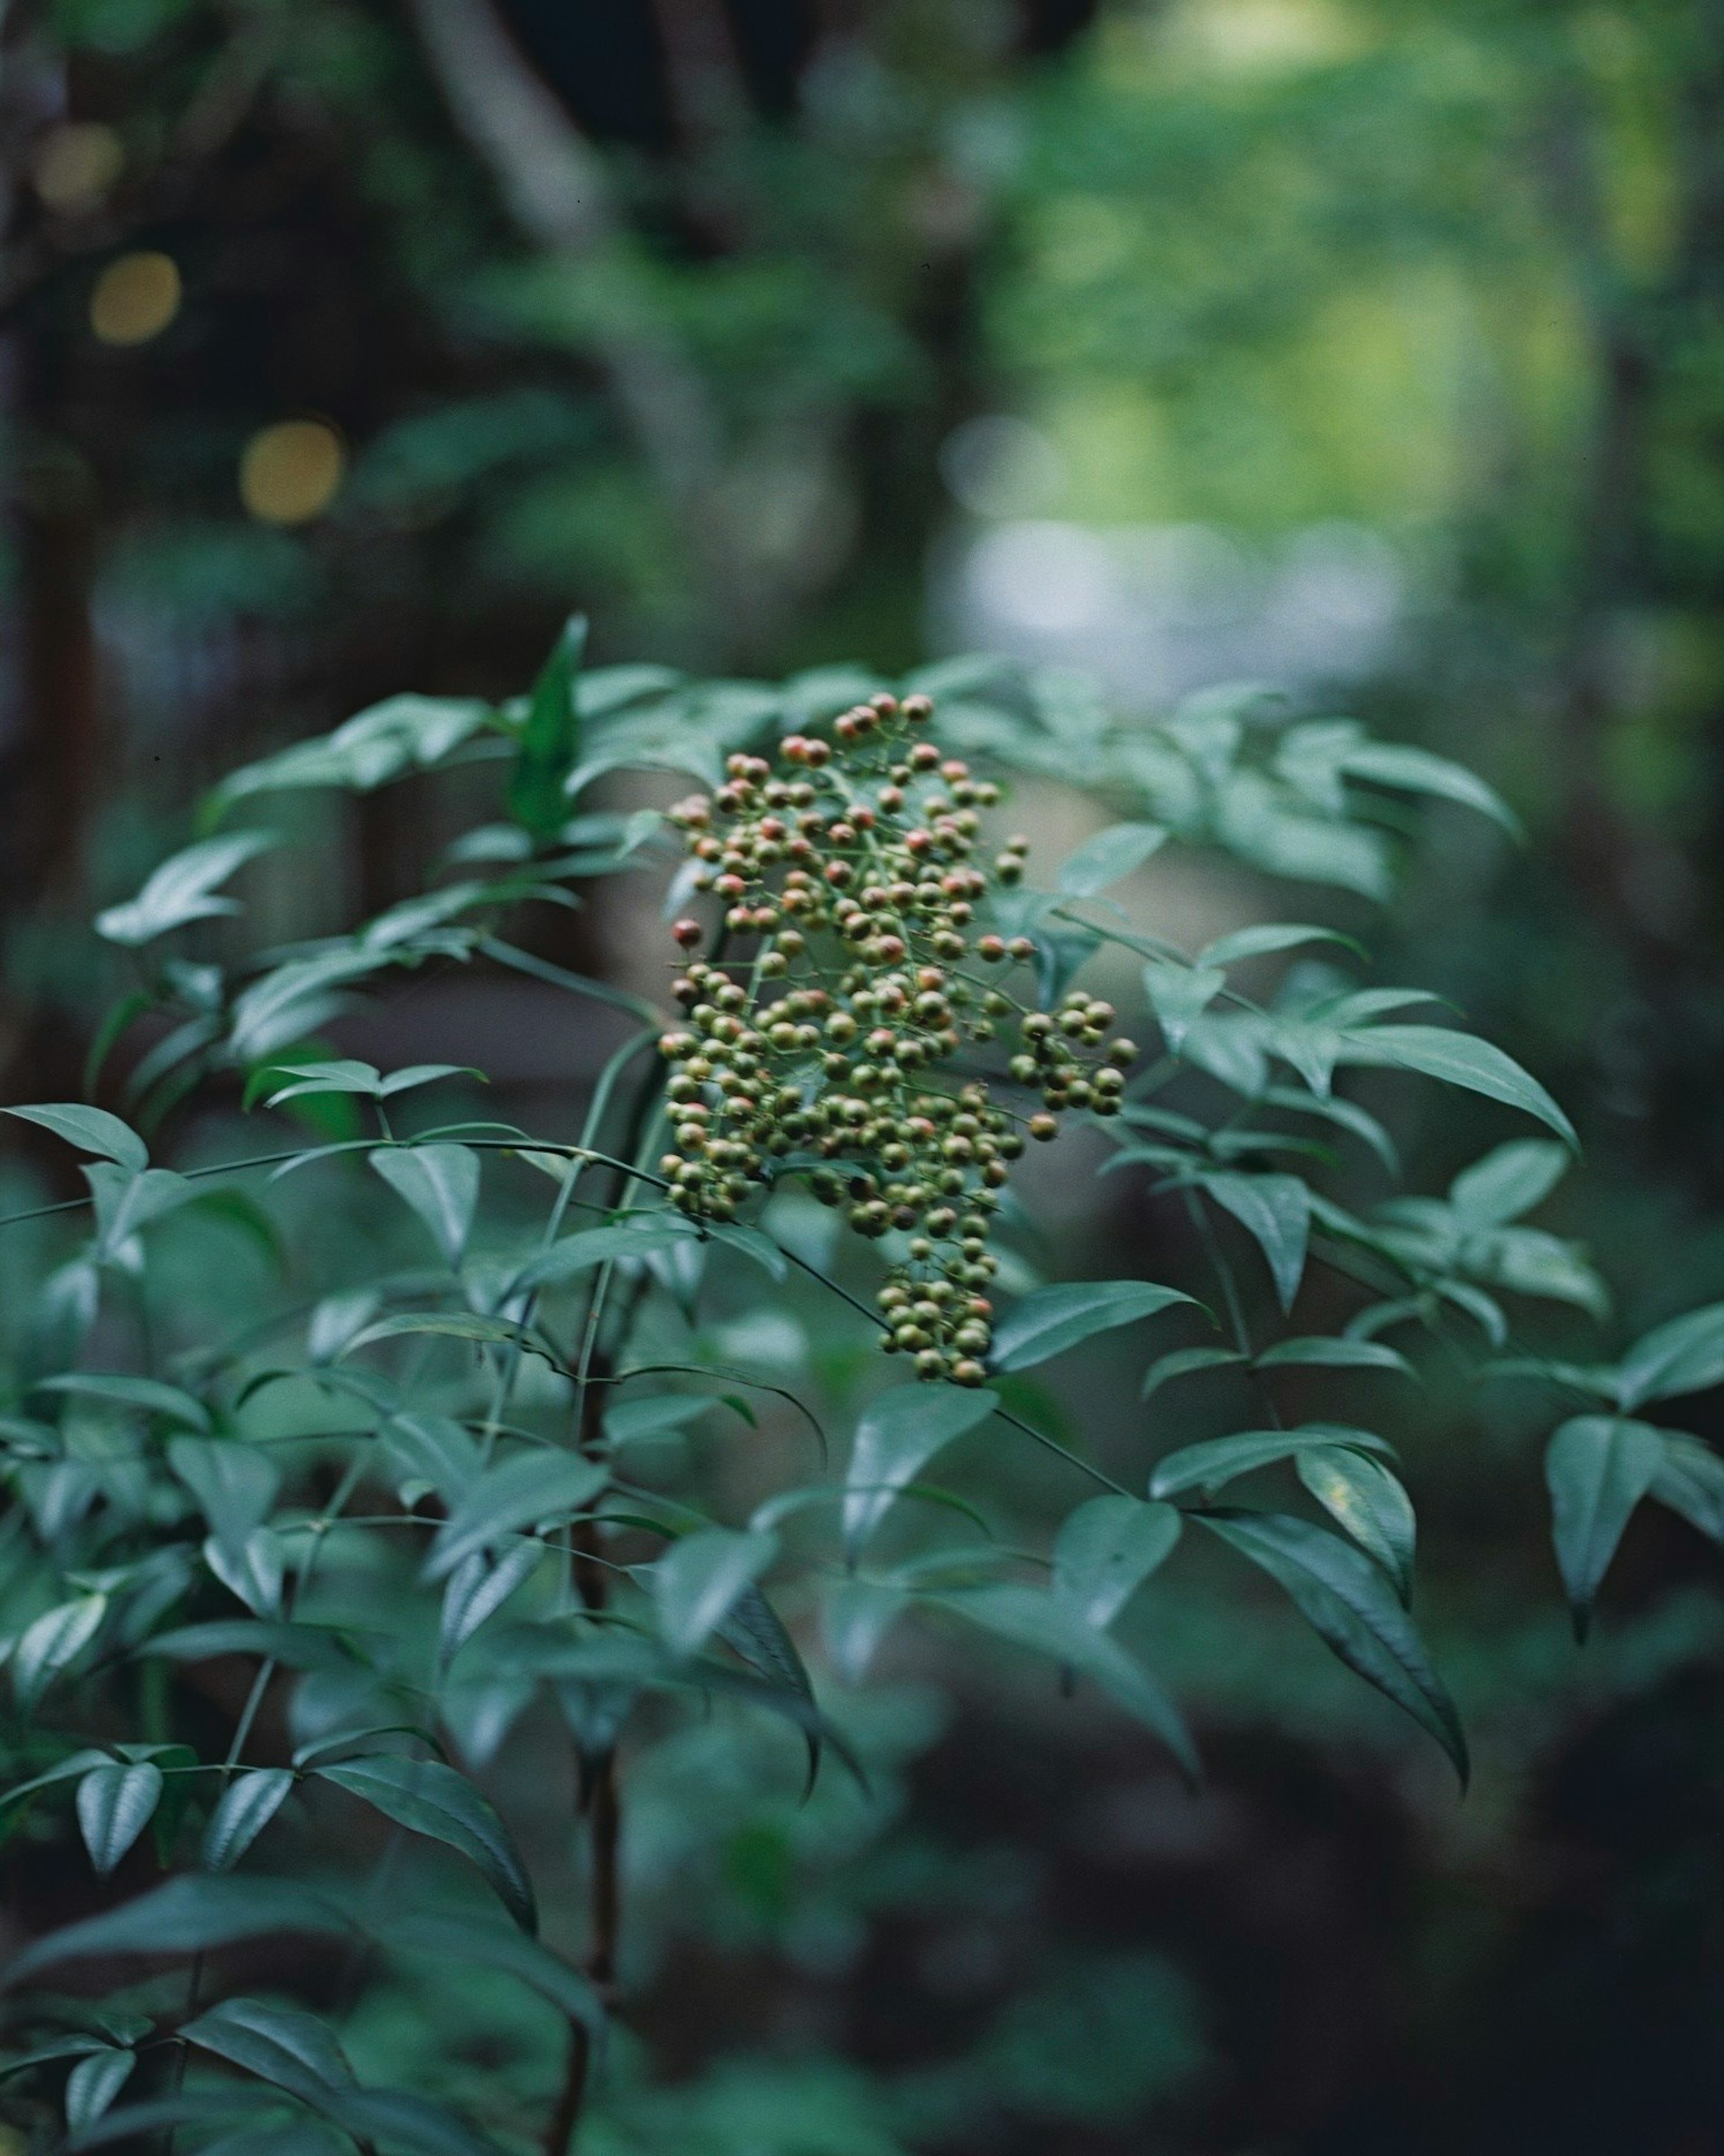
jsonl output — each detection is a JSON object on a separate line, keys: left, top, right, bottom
{"left": 0, "top": 622, "right": 1720, "bottom": 2151}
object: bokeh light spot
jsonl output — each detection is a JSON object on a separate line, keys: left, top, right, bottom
{"left": 34, "top": 122, "right": 125, "bottom": 211}
{"left": 238, "top": 420, "right": 347, "bottom": 526}
{"left": 90, "top": 251, "right": 181, "bottom": 345}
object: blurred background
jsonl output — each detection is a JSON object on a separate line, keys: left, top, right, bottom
{"left": 3, "top": 1, "right": 1724, "bottom": 2149}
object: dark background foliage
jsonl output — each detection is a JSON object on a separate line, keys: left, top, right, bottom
{"left": 2, "top": 2, "right": 1722, "bottom": 2150}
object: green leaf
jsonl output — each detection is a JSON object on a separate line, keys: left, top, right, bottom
{"left": 937, "top": 1584, "right": 1196, "bottom": 1778}
{"left": 1140, "top": 1344, "right": 1248, "bottom": 1401}
{"left": 0, "top": 1748, "right": 114, "bottom": 1813}
{"left": 183, "top": 1997, "right": 355, "bottom": 2107}
{"left": 381, "top": 1412, "right": 482, "bottom": 1503}
{"left": 1337, "top": 739, "right": 1522, "bottom": 838}
{"left": 1197, "top": 924, "right": 1358, "bottom": 969}
{"left": 439, "top": 1541, "right": 545, "bottom": 1657}
{"left": 96, "top": 832, "right": 278, "bottom": 947}
{"left": 509, "top": 616, "right": 586, "bottom": 840}
{"left": 378, "top": 1912, "right": 604, "bottom": 2034}
{"left": 1649, "top": 1433, "right": 1724, "bottom": 1544}
{"left": 843, "top": 1383, "right": 999, "bottom": 1553}
{"left": 1544, "top": 1415, "right": 1664, "bottom": 1640}
{"left": 1151, "top": 1424, "right": 1393, "bottom": 1500}
{"left": 1297, "top": 1449, "right": 1416, "bottom": 1602}
{"left": 75, "top": 1762, "right": 163, "bottom": 1875}
{"left": 603, "top": 1394, "right": 712, "bottom": 1447}
{"left": 1448, "top": 1139, "right": 1569, "bottom": 1227}
{"left": 652, "top": 1528, "right": 778, "bottom": 1659}
{"left": 13, "top": 1594, "right": 108, "bottom": 1708}
{"left": 4, "top": 1103, "right": 148, "bottom": 1174}
{"left": 324, "top": 2089, "right": 495, "bottom": 2156}
{"left": 1255, "top": 1336, "right": 1415, "bottom": 1377}
{"left": 201, "top": 1767, "right": 295, "bottom": 1870}
{"left": 427, "top": 1450, "right": 607, "bottom": 1579}
{"left": 1336, "top": 1026, "right": 1577, "bottom": 1148}
{"left": 821, "top": 1580, "right": 907, "bottom": 1685}
{"left": 346, "top": 1311, "right": 562, "bottom": 1364}
{"left": 369, "top": 1146, "right": 480, "bottom": 1266}
{"left": 1142, "top": 962, "right": 1226, "bottom": 1052}
{"left": 204, "top": 1527, "right": 286, "bottom": 1617}
{"left": 1198, "top": 1511, "right": 1467, "bottom": 1783}
{"left": 990, "top": 1281, "right": 1199, "bottom": 1373}
{"left": 64, "top": 2048, "right": 136, "bottom": 2131}
{"left": 1614, "top": 1301, "right": 1724, "bottom": 1409}
{"left": 35, "top": 1372, "right": 210, "bottom": 1430}
{"left": 1199, "top": 1172, "right": 1310, "bottom": 1311}
{"left": 512, "top": 1216, "right": 696, "bottom": 1289}
{"left": 312, "top": 1755, "right": 536, "bottom": 1932}
{"left": 169, "top": 1437, "right": 279, "bottom": 1542}
{"left": 1053, "top": 1496, "right": 1182, "bottom": 1627}
{"left": 2, "top": 1875, "right": 346, "bottom": 1984}
{"left": 1056, "top": 821, "right": 1167, "bottom": 896}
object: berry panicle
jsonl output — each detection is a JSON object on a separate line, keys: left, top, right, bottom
{"left": 657, "top": 691, "right": 1134, "bottom": 1382}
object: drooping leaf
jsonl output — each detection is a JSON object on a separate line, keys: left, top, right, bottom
{"left": 1142, "top": 962, "right": 1226, "bottom": 1052}
{"left": 1255, "top": 1336, "right": 1415, "bottom": 1377}
{"left": 509, "top": 616, "right": 586, "bottom": 841}
{"left": 35, "top": 1373, "right": 210, "bottom": 1431}
{"left": 182, "top": 1997, "right": 355, "bottom": 2108}
{"left": 1056, "top": 821, "right": 1167, "bottom": 896}
{"left": 937, "top": 1584, "right": 1196, "bottom": 1778}
{"left": 204, "top": 1527, "right": 286, "bottom": 1618}
{"left": 96, "top": 832, "right": 278, "bottom": 947}
{"left": 512, "top": 1216, "right": 697, "bottom": 1290}
{"left": 842, "top": 1383, "right": 998, "bottom": 1553}
{"left": 201, "top": 1768, "right": 295, "bottom": 1870}
{"left": 378, "top": 1912, "right": 604, "bottom": 2035}
{"left": 1151, "top": 1425, "right": 1393, "bottom": 1500}
{"left": 312, "top": 1755, "right": 536, "bottom": 1932}
{"left": 1649, "top": 1433, "right": 1724, "bottom": 1544}
{"left": 64, "top": 2048, "right": 136, "bottom": 2131}
{"left": 12, "top": 1594, "right": 108, "bottom": 1709}
{"left": 1052, "top": 1496, "right": 1182, "bottom": 1627}
{"left": 439, "top": 1541, "right": 545, "bottom": 1658}
{"left": 0, "top": 1748, "right": 115, "bottom": 1813}
{"left": 1199, "top": 1172, "right": 1310, "bottom": 1311}
{"left": 1337, "top": 739, "right": 1522, "bottom": 838}
{"left": 715, "top": 1582, "right": 813, "bottom": 1703}
{"left": 652, "top": 1529, "right": 778, "bottom": 1659}
{"left": 169, "top": 1437, "right": 279, "bottom": 1543}
{"left": 427, "top": 1450, "right": 607, "bottom": 1579}
{"left": 1336, "top": 1026, "right": 1577, "bottom": 1148}
{"left": 1297, "top": 1449, "right": 1416, "bottom": 1602}
{"left": 1544, "top": 1415, "right": 1664, "bottom": 1640}
{"left": 990, "top": 1281, "right": 1199, "bottom": 1373}
{"left": 369, "top": 1146, "right": 480, "bottom": 1266}
{"left": 75, "top": 1762, "right": 163, "bottom": 1876}
{"left": 1140, "top": 1344, "right": 1248, "bottom": 1401}
{"left": 1199, "top": 1510, "right": 1467, "bottom": 1783}
{"left": 1613, "top": 1301, "right": 1724, "bottom": 1410}
{"left": 381, "top": 1413, "right": 483, "bottom": 1504}
{"left": 323, "top": 2089, "right": 495, "bottom": 2156}
{"left": 1448, "top": 1139, "right": 1569, "bottom": 1227}
{"left": 2, "top": 1875, "right": 347, "bottom": 1984}
{"left": 346, "top": 1311, "right": 562, "bottom": 1364}
{"left": 1197, "top": 924, "right": 1357, "bottom": 970}
{"left": 820, "top": 1580, "right": 909, "bottom": 1686}
{"left": 3, "top": 1103, "right": 148, "bottom": 1174}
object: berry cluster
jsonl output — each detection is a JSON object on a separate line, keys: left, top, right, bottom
{"left": 657, "top": 693, "right": 1135, "bottom": 1383}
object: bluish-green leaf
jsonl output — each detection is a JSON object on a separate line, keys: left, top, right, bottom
{"left": 1053, "top": 1496, "right": 1182, "bottom": 1627}
{"left": 427, "top": 1450, "right": 607, "bottom": 1579}
{"left": 183, "top": 1997, "right": 354, "bottom": 2107}
{"left": 369, "top": 1146, "right": 480, "bottom": 1266}
{"left": 201, "top": 1767, "right": 295, "bottom": 1870}
{"left": 1614, "top": 1301, "right": 1724, "bottom": 1410}
{"left": 64, "top": 2048, "right": 136, "bottom": 2130}
{"left": 169, "top": 1437, "right": 280, "bottom": 1543}
{"left": 1151, "top": 1424, "right": 1392, "bottom": 1500}
{"left": 1544, "top": 1415, "right": 1664, "bottom": 1640}
{"left": 1198, "top": 923, "right": 1357, "bottom": 970}
{"left": 1198, "top": 1510, "right": 1467, "bottom": 1783}
{"left": 4, "top": 1103, "right": 148, "bottom": 1174}
{"left": 843, "top": 1382, "right": 998, "bottom": 1553}
{"left": 1297, "top": 1449, "right": 1416, "bottom": 1602}
{"left": 1140, "top": 1344, "right": 1247, "bottom": 1401}
{"left": 1448, "top": 1139, "right": 1568, "bottom": 1227}
{"left": 35, "top": 1373, "right": 210, "bottom": 1431}
{"left": 1056, "top": 821, "right": 1167, "bottom": 896}
{"left": 312, "top": 1755, "right": 536, "bottom": 1932}
{"left": 991, "top": 1281, "right": 1199, "bottom": 1373}
{"left": 96, "top": 832, "right": 278, "bottom": 947}
{"left": 13, "top": 1594, "right": 108, "bottom": 1708}
{"left": 1142, "top": 962, "right": 1226, "bottom": 1052}
{"left": 1199, "top": 1172, "right": 1309, "bottom": 1311}
{"left": 653, "top": 1529, "right": 778, "bottom": 1659}
{"left": 1337, "top": 739, "right": 1521, "bottom": 838}
{"left": 1336, "top": 1026, "right": 1576, "bottom": 1148}
{"left": 1649, "top": 1433, "right": 1724, "bottom": 1544}
{"left": 75, "top": 1762, "right": 163, "bottom": 1875}
{"left": 1255, "top": 1336, "right": 1415, "bottom": 1377}
{"left": 510, "top": 616, "right": 586, "bottom": 840}
{"left": 2, "top": 1875, "right": 346, "bottom": 1984}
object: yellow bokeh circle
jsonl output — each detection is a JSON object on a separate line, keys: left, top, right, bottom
{"left": 35, "top": 122, "right": 124, "bottom": 212}
{"left": 90, "top": 251, "right": 181, "bottom": 346}
{"left": 238, "top": 420, "right": 347, "bottom": 526}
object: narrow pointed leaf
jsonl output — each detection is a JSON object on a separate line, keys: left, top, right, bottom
{"left": 1614, "top": 1300, "right": 1724, "bottom": 1409}
{"left": 1143, "top": 962, "right": 1226, "bottom": 1052}
{"left": 1152, "top": 1424, "right": 1392, "bottom": 1500}
{"left": 1297, "top": 1449, "right": 1416, "bottom": 1601}
{"left": 1200, "top": 1172, "right": 1310, "bottom": 1311}
{"left": 440, "top": 1540, "right": 545, "bottom": 1657}
{"left": 3, "top": 1875, "right": 347, "bottom": 1984}
{"left": 36, "top": 1373, "right": 209, "bottom": 1431}
{"left": 653, "top": 1529, "right": 778, "bottom": 1659}
{"left": 1199, "top": 1510, "right": 1467, "bottom": 1783}
{"left": 169, "top": 1437, "right": 280, "bottom": 1543}
{"left": 182, "top": 1997, "right": 355, "bottom": 2107}
{"left": 510, "top": 615, "right": 586, "bottom": 840}
{"left": 1544, "top": 1415, "right": 1663, "bottom": 1640}
{"left": 369, "top": 1146, "right": 480, "bottom": 1265}
{"left": 96, "top": 832, "right": 277, "bottom": 946}
{"left": 202, "top": 1767, "right": 295, "bottom": 1870}
{"left": 1053, "top": 1496, "right": 1182, "bottom": 1627}
{"left": 1198, "top": 924, "right": 1356, "bottom": 969}
{"left": 1141, "top": 1344, "right": 1247, "bottom": 1400}
{"left": 1448, "top": 1139, "right": 1568, "bottom": 1227}
{"left": 427, "top": 1450, "right": 607, "bottom": 1579}
{"left": 65, "top": 2049, "right": 136, "bottom": 2130}
{"left": 3, "top": 1104, "right": 148, "bottom": 1174}
{"left": 312, "top": 1755, "right": 536, "bottom": 1932}
{"left": 1255, "top": 1336, "right": 1415, "bottom": 1377}
{"left": 13, "top": 1594, "right": 108, "bottom": 1708}
{"left": 1336, "top": 1026, "right": 1576, "bottom": 1148}
{"left": 75, "top": 1763, "right": 163, "bottom": 1875}
{"left": 990, "top": 1281, "right": 1198, "bottom": 1373}
{"left": 1056, "top": 821, "right": 1167, "bottom": 895}
{"left": 1649, "top": 1433, "right": 1724, "bottom": 1544}
{"left": 843, "top": 1383, "right": 998, "bottom": 1553}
